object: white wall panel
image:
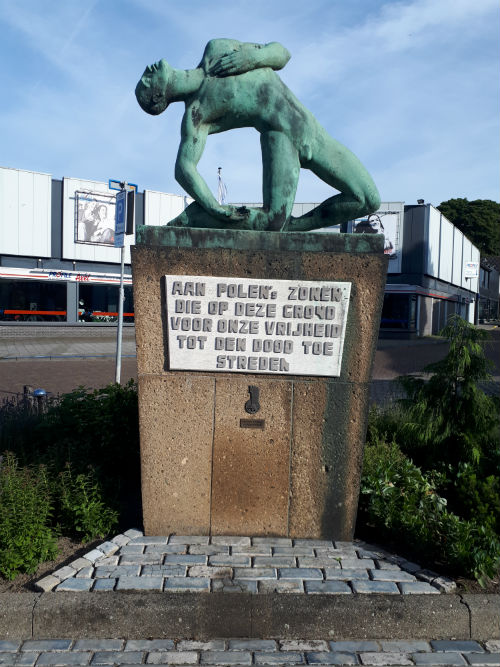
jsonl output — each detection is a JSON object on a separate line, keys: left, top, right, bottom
{"left": 438, "top": 217, "right": 453, "bottom": 283}
{"left": 144, "top": 190, "right": 190, "bottom": 226}
{"left": 0, "top": 167, "right": 51, "bottom": 257}
{"left": 425, "top": 206, "right": 441, "bottom": 278}
{"left": 62, "top": 178, "right": 132, "bottom": 264}
{"left": 461, "top": 237, "right": 472, "bottom": 289}
{"left": 469, "top": 245, "right": 480, "bottom": 293}
{"left": 452, "top": 227, "right": 463, "bottom": 287}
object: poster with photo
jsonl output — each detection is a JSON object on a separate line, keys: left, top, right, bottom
{"left": 75, "top": 191, "right": 116, "bottom": 246}
{"left": 351, "top": 207, "right": 404, "bottom": 273}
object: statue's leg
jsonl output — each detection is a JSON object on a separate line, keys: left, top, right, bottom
{"left": 284, "top": 134, "right": 380, "bottom": 232}
{"left": 261, "top": 131, "right": 300, "bottom": 231}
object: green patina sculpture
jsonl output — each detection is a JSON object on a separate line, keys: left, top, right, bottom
{"left": 136, "top": 39, "right": 380, "bottom": 232}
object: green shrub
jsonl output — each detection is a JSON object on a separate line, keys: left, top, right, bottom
{"left": 359, "top": 440, "right": 500, "bottom": 583}
{"left": 57, "top": 464, "right": 118, "bottom": 542}
{"left": 0, "top": 453, "right": 57, "bottom": 579}
{"left": 397, "top": 315, "right": 499, "bottom": 469}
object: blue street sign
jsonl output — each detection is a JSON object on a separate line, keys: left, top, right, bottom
{"left": 114, "top": 190, "right": 126, "bottom": 248}
{"left": 109, "top": 179, "right": 138, "bottom": 192}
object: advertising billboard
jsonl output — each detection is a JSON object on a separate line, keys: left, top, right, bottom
{"left": 350, "top": 203, "right": 404, "bottom": 273}
{"left": 75, "top": 191, "right": 116, "bottom": 246}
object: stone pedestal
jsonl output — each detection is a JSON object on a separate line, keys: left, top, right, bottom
{"left": 131, "top": 226, "right": 387, "bottom": 540}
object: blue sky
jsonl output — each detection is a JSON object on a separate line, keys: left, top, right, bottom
{"left": 0, "top": 0, "right": 498, "bottom": 207}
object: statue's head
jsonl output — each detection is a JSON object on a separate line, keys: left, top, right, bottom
{"left": 135, "top": 59, "right": 171, "bottom": 115}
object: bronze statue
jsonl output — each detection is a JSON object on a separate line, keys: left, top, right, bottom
{"left": 136, "top": 40, "right": 380, "bottom": 232}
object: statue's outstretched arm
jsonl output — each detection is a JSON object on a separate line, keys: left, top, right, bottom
{"left": 175, "top": 121, "right": 231, "bottom": 222}
{"left": 209, "top": 41, "right": 290, "bottom": 78}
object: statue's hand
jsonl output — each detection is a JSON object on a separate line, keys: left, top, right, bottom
{"left": 209, "top": 49, "right": 254, "bottom": 77}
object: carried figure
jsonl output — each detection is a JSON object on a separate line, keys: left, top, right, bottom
{"left": 136, "top": 39, "right": 380, "bottom": 232}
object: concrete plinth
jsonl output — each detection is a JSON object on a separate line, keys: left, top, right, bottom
{"left": 132, "top": 226, "right": 387, "bottom": 540}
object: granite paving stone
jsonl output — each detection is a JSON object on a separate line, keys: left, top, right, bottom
{"left": 232, "top": 546, "right": 272, "bottom": 555}
{"left": 164, "top": 554, "right": 207, "bottom": 564}
{"left": 380, "top": 641, "right": 432, "bottom": 652}
{"left": 0, "top": 641, "right": 21, "bottom": 651}
{"left": 258, "top": 580, "right": 304, "bottom": 593}
{"left": 306, "top": 651, "right": 357, "bottom": 664}
{"left": 211, "top": 536, "right": 251, "bottom": 546}
{"left": 188, "top": 565, "right": 233, "bottom": 578}
{"left": 37, "top": 652, "right": 91, "bottom": 665}
{"left": 119, "top": 554, "right": 163, "bottom": 565}
{"left": 272, "top": 547, "right": 315, "bottom": 556}
{"left": 278, "top": 567, "right": 322, "bottom": 580}
{"left": 228, "top": 640, "right": 277, "bottom": 651}
{"left": 56, "top": 578, "right": 93, "bottom": 592}
{"left": 304, "top": 580, "right": 351, "bottom": 594}
{"left": 399, "top": 582, "right": 440, "bottom": 594}
{"left": 252, "top": 537, "right": 292, "bottom": 546}
{"left": 22, "top": 642, "right": 72, "bottom": 651}
{"left": 123, "top": 529, "right": 143, "bottom": 539}
{"left": 163, "top": 577, "right": 210, "bottom": 592}
{"left": 92, "top": 579, "right": 116, "bottom": 591}
{"left": 118, "top": 545, "right": 144, "bottom": 555}
{"left": 189, "top": 545, "right": 229, "bottom": 555}
{"left": 359, "top": 652, "right": 412, "bottom": 664}
{"left": 280, "top": 641, "right": 330, "bottom": 652}
{"left": 93, "top": 565, "right": 140, "bottom": 578}
{"left": 351, "top": 580, "right": 400, "bottom": 594}
{"left": 125, "top": 640, "right": 175, "bottom": 651}
{"left": 168, "top": 536, "right": 209, "bottom": 544}
{"left": 129, "top": 536, "right": 168, "bottom": 545}
{"left": 370, "top": 569, "right": 416, "bottom": 582}
{"left": 200, "top": 651, "right": 252, "bottom": 664}
{"left": 177, "top": 641, "right": 225, "bottom": 651}
{"left": 253, "top": 556, "right": 296, "bottom": 567}
{"left": 91, "top": 650, "right": 144, "bottom": 664}
{"left": 298, "top": 557, "right": 340, "bottom": 568}
{"left": 83, "top": 550, "right": 106, "bottom": 564}
{"left": 145, "top": 544, "right": 188, "bottom": 554}
{"left": 324, "top": 567, "right": 369, "bottom": 580}
{"left": 339, "top": 558, "right": 376, "bottom": 569}
{"left": 233, "top": 567, "right": 277, "bottom": 579}
{"left": 330, "top": 642, "right": 380, "bottom": 652}
{"left": 75, "top": 567, "right": 95, "bottom": 579}
{"left": 73, "top": 641, "right": 124, "bottom": 651}
{"left": 212, "top": 579, "right": 258, "bottom": 593}
{"left": 486, "top": 643, "right": 500, "bottom": 652}
{"left": 412, "top": 653, "right": 467, "bottom": 665}
{"left": 253, "top": 651, "right": 303, "bottom": 664}
{"left": 147, "top": 651, "right": 198, "bottom": 664}
{"left": 52, "top": 566, "right": 77, "bottom": 580}
{"left": 431, "top": 641, "right": 484, "bottom": 653}
{"left": 140, "top": 565, "right": 187, "bottom": 576}
{"left": 208, "top": 555, "right": 251, "bottom": 566}
{"left": 464, "top": 655, "right": 500, "bottom": 665}
{"left": 115, "top": 576, "right": 163, "bottom": 590}
{"left": 96, "top": 541, "right": 119, "bottom": 556}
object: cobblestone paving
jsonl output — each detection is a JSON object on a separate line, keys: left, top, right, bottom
{"left": 0, "top": 638, "right": 498, "bottom": 665}
{"left": 35, "top": 530, "right": 455, "bottom": 594}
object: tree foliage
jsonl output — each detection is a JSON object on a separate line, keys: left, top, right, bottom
{"left": 437, "top": 198, "right": 500, "bottom": 256}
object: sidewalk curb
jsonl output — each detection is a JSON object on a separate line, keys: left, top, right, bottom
{"left": 1, "top": 593, "right": 498, "bottom": 640}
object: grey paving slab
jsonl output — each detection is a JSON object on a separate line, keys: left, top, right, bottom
{"left": 306, "top": 651, "right": 357, "bottom": 664}
{"left": 278, "top": 567, "right": 323, "bottom": 580}
{"left": 115, "top": 576, "right": 163, "bottom": 590}
{"left": 359, "top": 651, "right": 413, "bottom": 664}
{"left": 21, "top": 641, "right": 72, "bottom": 651}
{"left": 37, "top": 652, "right": 92, "bottom": 665}
{"left": 147, "top": 650, "right": 198, "bottom": 664}
{"left": 351, "top": 580, "right": 400, "bottom": 594}
{"left": 304, "top": 580, "right": 351, "bottom": 594}
{"left": 430, "top": 641, "right": 485, "bottom": 652}
{"left": 73, "top": 641, "right": 124, "bottom": 651}
{"left": 125, "top": 640, "right": 175, "bottom": 651}
{"left": 466, "top": 655, "right": 500, "bottom": 665}
{"left": 253, "top": 651, "right": 303, "bottom": 664}
{"left": 330, "top": 642, "right": 380, "bottom": 652}
{"left": 412, "top": 653, "right": 467, "bottom": 665}
{"left": 201, "top": 651, "right": 252, "bottom": 664}
{"left": 91, "top": 650, "right": 144, "bottom": 664}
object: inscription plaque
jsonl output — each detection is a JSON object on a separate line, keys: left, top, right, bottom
{"left": 165, "top": 275, "right": 351, "bottom": 377}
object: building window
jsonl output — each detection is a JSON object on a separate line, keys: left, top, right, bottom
{"left": 0, "top": 279, "right": 67, "bottom": 322}
{"left": 380, "top": 294, "right": 414, "bottom": 329}
{"left": 78, "top": 284, "right": 134, "bottom": 323}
